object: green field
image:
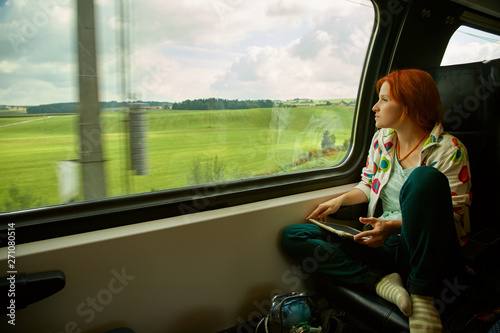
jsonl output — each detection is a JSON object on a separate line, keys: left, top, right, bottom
{"left": 0, "top": 105, "right": 354, "bottom": 211}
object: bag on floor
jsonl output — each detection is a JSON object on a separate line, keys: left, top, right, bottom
{"left": 255, "top": 292, "right": 362, "bottom": 333}
{"left": 256, "top": 292, "right": 322, "bottom": 333}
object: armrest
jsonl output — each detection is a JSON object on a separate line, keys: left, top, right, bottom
{"left": 0, "top": 270, "right": 66, "bottom": 315}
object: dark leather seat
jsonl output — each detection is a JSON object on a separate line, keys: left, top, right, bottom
{"left": 317, "top": 280, "right": 409, "bottom": 332}
{"left": 316, "top": 58, "right": 500, "bottom": 333}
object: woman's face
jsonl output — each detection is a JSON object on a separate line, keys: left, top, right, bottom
{"left": 372, "top": 82, "right": 404, "bottom": 129}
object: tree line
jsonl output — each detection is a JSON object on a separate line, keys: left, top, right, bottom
{"left": 27, "top": 102, "right": 77, "bottom": 114}
{"left": 26, "top": 101, "right": 167, "bottom": 114}
{"left": 171, "top": 98, "right": 274, "bottom": 110}
{"left": 25, "top": 99, "right": 274, "bottom": 114}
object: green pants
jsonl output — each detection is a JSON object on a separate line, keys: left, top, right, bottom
{"left": 281, "top": 166, "right": 465, "bottom": 296}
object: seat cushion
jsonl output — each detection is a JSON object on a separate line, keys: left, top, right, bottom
{"left": 314, "top": 277, "right": 409, "bottom": 333}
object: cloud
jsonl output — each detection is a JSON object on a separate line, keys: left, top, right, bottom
{"left": 211, "top": 39, "right": 362, "bottom": 100}
{"left": 0, "top": 0, "right": 77, "bottom": 104}
{"left": 129, "top": 45, "right": 222, "bottom": 101}
{"left": 0, "top": 60, "right": 19, "bottom": 74}
{"left": 99, "top": 0, "right": 374, "bottom": 102}
{"left": 291, "top": 30, "right": 332, "bottom": 60}
{"left": 0, "top": 0, "right": 375, "bottom": 105}
{"left": 210, "top": 12, "right": 370, "bottom": 100}
{"left": 441, "top": 41, "right": 500, "bottom": 66}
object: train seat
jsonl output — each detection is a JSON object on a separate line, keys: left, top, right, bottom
{"left": 315, "top": 58, "right": 500, "bottom": 333}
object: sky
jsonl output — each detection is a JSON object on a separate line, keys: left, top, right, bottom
{"left": 0, "top": 0, "right": 499, "bottom": 106}
{"left": 441, "top": 26, "right": 500, "bottom": 66}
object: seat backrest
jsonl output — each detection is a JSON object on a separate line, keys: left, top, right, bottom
{"left": 427, "top": 58, "right": 500, "bottom": 233}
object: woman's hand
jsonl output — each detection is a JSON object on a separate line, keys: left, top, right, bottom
{"left": 306, "top": 197, "right": 343, "bottom": 222}
{"left": 354, "top": 218, "right": 401, "bottom": 247}
{"left": 306, "top": 189, "right": 368, "bottom": 222}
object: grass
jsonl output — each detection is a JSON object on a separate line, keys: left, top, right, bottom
{"left": 0, "top": 106, "right": 354, "bottom": 211}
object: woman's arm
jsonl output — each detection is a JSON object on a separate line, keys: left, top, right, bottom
{"left": 306, "top": 188, "right": 368, "bottom": 222}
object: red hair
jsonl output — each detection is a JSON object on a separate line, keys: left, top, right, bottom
{"left": 376, "top": 69, "right": 441, "bottom": 130}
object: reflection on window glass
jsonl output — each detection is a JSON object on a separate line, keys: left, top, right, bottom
{"left": 0, "top": 0, "right": 374, "bottom": 212}
{"left": 441, "top": 26, "right": 500, "bottom": 66}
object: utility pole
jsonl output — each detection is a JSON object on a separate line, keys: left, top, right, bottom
{"left": 77, "top": 0, "right": 107, "bottom": 200}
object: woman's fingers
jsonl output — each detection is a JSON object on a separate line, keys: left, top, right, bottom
{"left": 306, "top": 203, "right": 328, "bottom": 221}
{"left": 359, "top": 217, "right": 377, "bottom": 225}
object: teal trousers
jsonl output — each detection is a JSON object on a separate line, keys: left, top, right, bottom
{"left": 281, "top": 166, "right": 465, "bottom": 296}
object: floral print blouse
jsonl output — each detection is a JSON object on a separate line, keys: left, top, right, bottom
{"left": 354, "top": 122, "right": 472, "bottom": 239}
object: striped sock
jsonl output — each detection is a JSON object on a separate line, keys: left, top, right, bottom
{"left": 375, "top": 273, "right": 412, "bottom": 316}
{"left": 409, "top": 294, "right": 442, "bottom": 332}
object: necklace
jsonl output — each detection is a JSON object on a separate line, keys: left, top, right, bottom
{"left": 396, "top": 131, "right": 428, "bottom": 161}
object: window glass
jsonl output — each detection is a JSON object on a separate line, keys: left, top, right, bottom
{"left": 0, "top": 0, "right": 374, "bottom": 212}
{"left": 441, "top": 25, "right": 500, "bottom": 66}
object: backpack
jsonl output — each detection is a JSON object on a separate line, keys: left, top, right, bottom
{"left": 254, "top": 292, "right": 362, "bottom": 333}
{"left": 256, "top": 292, "right": 322, "bottom": 333}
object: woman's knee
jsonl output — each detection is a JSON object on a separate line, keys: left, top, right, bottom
{"left": 400, "top": 166, "right": 455, "bottom": 234}
{"left": 281, "top": 224, "right": 320, "bottom": 252}
{"left": 401, "top": 166, "right": 450, "bottom": 201}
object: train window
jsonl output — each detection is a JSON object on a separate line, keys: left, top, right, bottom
{"left": 441, "top": 25, "right": 500, "bottom": 66}
{"left": 0, "top": 0, "right": 374, "bottom": 212}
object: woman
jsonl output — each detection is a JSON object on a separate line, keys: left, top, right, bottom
{"left": 281, "top": 69, "right": 472, "bottom": 333}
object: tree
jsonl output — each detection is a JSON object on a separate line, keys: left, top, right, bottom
{"left": 322, "top": 131, "right": 335, "bottom": 149}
